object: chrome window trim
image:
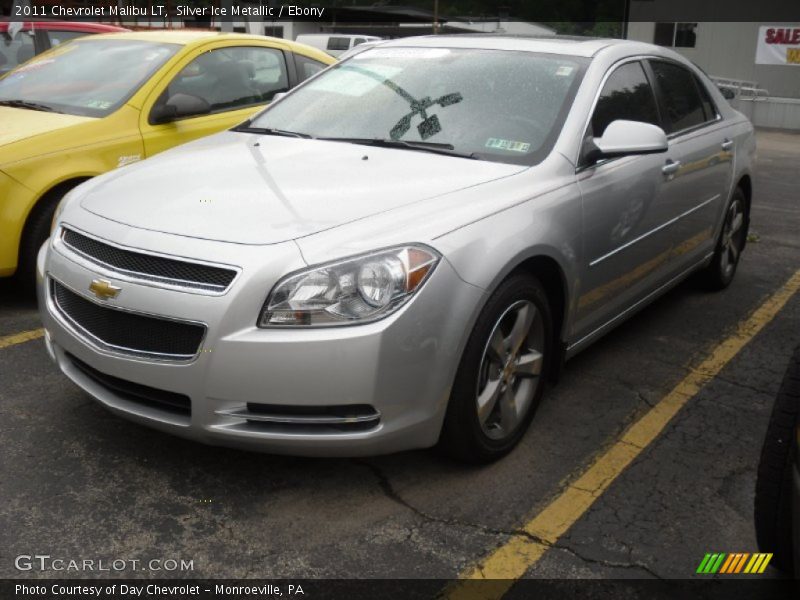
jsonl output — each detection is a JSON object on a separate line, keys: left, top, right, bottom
{"left": 56, "top": 225, "right": 241, "bottom": 295}
{"left": 646, "top": 57, "right": 724, "bottom": 138}
{"left": 575, "top": 54, "right": 725, "bottom": 168}
{"left": 48, "top": 276, "right": 208, "bottom": 363}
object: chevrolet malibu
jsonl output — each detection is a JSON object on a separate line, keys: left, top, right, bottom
{"left": 39, "top": 36, "right": 755, "bottom": 462}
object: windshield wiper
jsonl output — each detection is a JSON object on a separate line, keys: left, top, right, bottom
{"left": 317, "top": 137, "right": 478, "bottom": 159}
{"left": 233, "top": 125, "right": 312, "bottom": 139}
{"left": 0, "top": 99, "right": 60, "bottom": 113}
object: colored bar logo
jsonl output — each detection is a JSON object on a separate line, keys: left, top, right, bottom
{"left": 696, "top": 553, "right": 773, "bottom": 574}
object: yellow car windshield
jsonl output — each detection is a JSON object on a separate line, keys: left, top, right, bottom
{"left": 0, "top": 39, "right": 179, "bottom": 117}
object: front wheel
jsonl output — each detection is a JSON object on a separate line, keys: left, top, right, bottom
{"left": 439, "top": 274, "right": 553, "bottom": 463}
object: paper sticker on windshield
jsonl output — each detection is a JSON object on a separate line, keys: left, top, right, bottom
{"left": 355, "top": 47, "right": 450, "bottom": 60}
{"left": 486, "top": 138, "right": 531, "bottom": 153}
{"left": 86, "top": 100, "right": 112, "bottom": 109}
{"left": 144, "top": 50, "right": 167, "bottom": 61}
{"left": 555, "top": 65, "right": 574, "bottom": 77}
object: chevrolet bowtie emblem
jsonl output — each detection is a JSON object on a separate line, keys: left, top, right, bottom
{"left": 89, "top": 279, "right": 121, "bottom": 300}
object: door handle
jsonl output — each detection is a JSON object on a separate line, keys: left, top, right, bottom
{"left": 721, "top": 139, "right": 734, "bottom": 151}
{"left": 662, "top": 160, "right": 681, "bottom": 176}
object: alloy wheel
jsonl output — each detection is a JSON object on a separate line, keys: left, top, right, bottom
{"left": 720, "top": 197, "right": 745, "bottom": 278}
{"left": 475, "top": 299, "right": 545, "bottom": 440}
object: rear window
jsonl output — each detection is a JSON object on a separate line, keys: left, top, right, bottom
{"left": 649, "top": 60, "right": 706, "bottom": 133}
{"left": 326, "top": 37, "right": 351, "bottom": 51}
{"left": 694, "top": 75, "right": 718, "bottom": 121}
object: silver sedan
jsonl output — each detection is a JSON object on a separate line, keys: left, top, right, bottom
{"left": 38, "top": 35, "right": 755, "bottom": 461}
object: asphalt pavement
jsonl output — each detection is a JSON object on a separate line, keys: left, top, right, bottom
{"left": 1, "top": 130, "right": 799, "bottom": 583}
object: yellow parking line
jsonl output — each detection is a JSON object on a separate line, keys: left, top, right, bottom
{"left": 0, "top": 328, "right": 44, "bottom": 350}
{"left": 448, "top": 269, "right": 800, "bottom": 599}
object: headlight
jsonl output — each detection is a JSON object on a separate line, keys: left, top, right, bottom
{"left": 259, "top": 245, "right": 440, "bottom": 327}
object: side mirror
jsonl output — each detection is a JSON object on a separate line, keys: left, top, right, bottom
{"left": 587, "top": 120, "right": 668, "bottom": 163}
{"left": 150, "top": 93, "right": 211, "bottom": 125}
{"left": 271, "top": 91, "right": 287, "bottom": 102}
{"left": 719, "top": 86, "right": 736, "bottom": 100}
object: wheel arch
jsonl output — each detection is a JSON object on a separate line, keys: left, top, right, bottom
{"left": 20, "top": 177, "right": 92, "bottom": 253}
{"left": 507, "top": 254, "right": 571, "bottom": 382}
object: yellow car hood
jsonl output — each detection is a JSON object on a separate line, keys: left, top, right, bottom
{"left": 0, "top": 106, "right": 94, "bottom": 148}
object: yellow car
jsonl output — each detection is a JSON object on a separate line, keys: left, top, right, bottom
{"left": 0, "top": 30, "right": 334, "bottom": 286}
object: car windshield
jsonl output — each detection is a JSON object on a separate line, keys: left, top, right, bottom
{"left": 249, "top": 47, "right": 587, "bottom": 165}
{"left": 0, "top": 39, "right": 179, "bottom": 117}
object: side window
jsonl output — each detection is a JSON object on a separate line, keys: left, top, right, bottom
{"left": 694, "top": 75, "right": 718, "bottom": 121}
{"left": 47, "top": 30, "right": 87, "bottom": 47}
{"left": 590, "top": 61, "right": 660, "bottom": 138}
{"left": 650, "top": 60, "right": 706, "bottom": 133}
{"left": 294, "top": 54, "right": 326, "bottom": 83}
{"left": 0, "top": 28, "right": 35, "bottom": 73}
{"left": 326, "top": 37, "right": 350, "bottom": 52}
{"left": 159, "top": 46, "right": 288, "bottom": 116}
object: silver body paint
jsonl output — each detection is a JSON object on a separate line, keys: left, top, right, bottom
{"left": 38, "top": 36, "right": 755, "bottom": 455}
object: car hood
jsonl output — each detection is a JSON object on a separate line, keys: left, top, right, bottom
{"left": 0, "top": 106, "right": 94, "bottom": 149}
{"left": 79, "top": 132, "right": 526, "bottom": 245}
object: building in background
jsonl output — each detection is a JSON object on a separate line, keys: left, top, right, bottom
{"left": 627, "top": 1, "right": 800, "bottom": 99}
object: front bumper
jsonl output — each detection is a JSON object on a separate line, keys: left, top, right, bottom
{"left": 37, "top": 216, "right": 484, "bottom": 456}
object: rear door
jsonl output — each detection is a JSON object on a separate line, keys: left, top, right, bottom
{"left": 574, "top": 59, "right": 681, "bottom": 338}
{"left": 646, "top": 59, "right": 734, "bottom": 269}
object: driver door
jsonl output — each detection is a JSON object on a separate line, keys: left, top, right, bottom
{"left": 140, "top": 42, "right": 291, "bottom": 158}
{"left": 573, "top": 60, "right": 681, "bottom": 340}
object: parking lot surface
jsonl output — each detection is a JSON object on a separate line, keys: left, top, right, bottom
{"left": 1, "top": 130, "right": 799, "bottom": 582}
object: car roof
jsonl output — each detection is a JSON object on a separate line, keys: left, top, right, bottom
{"left": 85, "top": 30, "right": 255, "bottom": 45}
{"left": 380, "top": 34, "right": 630, "bottom": 58}
{"left": 74, "top": 30, "right": 333, "bottom": 61}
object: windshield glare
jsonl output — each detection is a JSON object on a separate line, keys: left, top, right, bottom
{"left": 0, "top": 40, "right": 179, "bottom": 117}
{"left": 251, "top": 47, "right": 586, "bottom": 165}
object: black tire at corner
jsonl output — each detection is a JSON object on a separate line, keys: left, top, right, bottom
{"left": 14, "top": 191, "right": 63, "bottom": 293}
{"left": 439, "top": 274, "right": 553, "bottom": 463}
{"left": 754, "top": 346, "right": 800, "bottom": 574}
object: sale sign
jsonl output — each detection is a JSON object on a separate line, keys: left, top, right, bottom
{"left": 756, "top": 25, "right": 800, "bottom": 65}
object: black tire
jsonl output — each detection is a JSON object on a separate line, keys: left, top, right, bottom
{"left": 697, "top": 187, "right": 748, "bottom": 291}
{"left": 754, "top": 347, "right": 800, "bottom": 574}
{"left": 14, "top": 187, "right": 67, "bottom": 293}
{"left": 439, "top": 274, "right": 553, "bottom": 463}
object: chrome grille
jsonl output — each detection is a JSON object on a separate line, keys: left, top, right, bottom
{"left": 52, "top": 280, "right": 205, "bottom": 360}
{"left": 61, "top": 228, "right": 237, "bottom": 292}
